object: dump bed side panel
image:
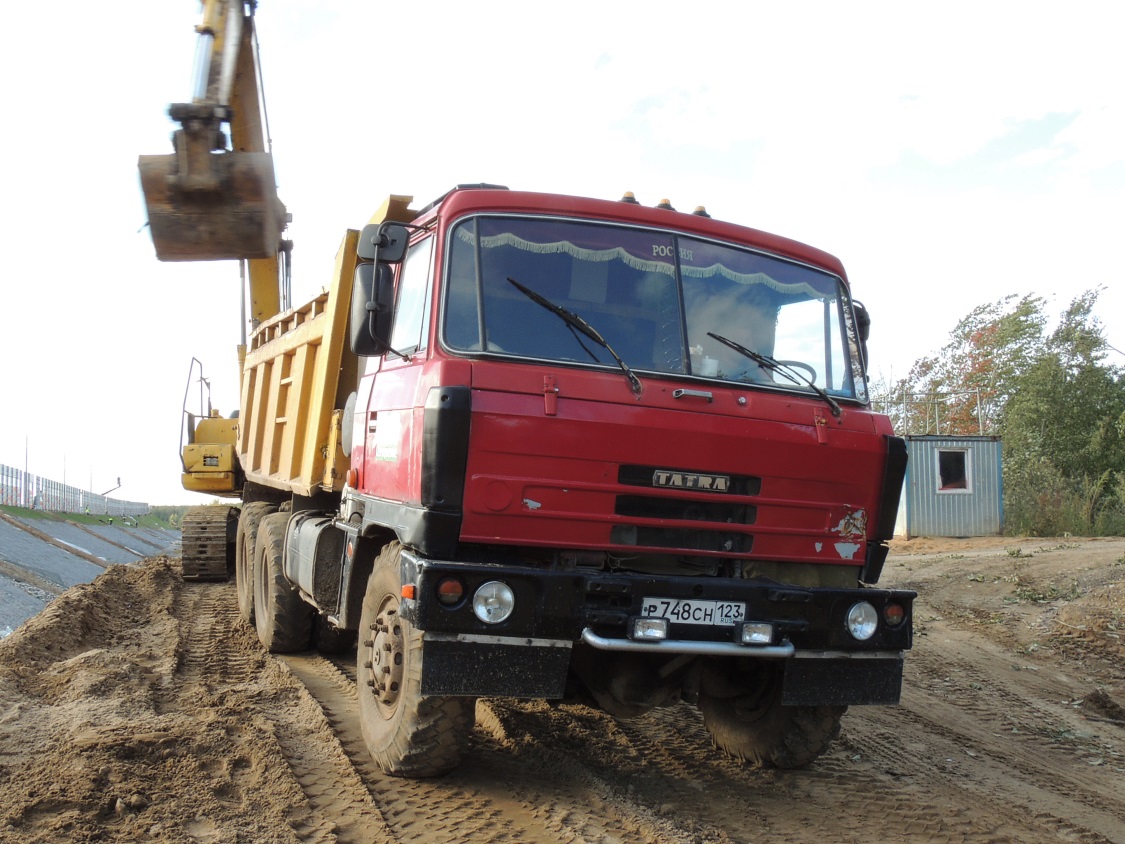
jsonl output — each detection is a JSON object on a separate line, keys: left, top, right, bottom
{"left": 239, "top": 230, "right": 360, "bottom": 495}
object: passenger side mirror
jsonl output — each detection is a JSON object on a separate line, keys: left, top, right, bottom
{"left": 358, "top": 222, "right": 410, "bottom": 262}
{"left": 852, "top": 300, "right": 871, "bottom": 368}
{"left": 853, "top": 300, "right": 871, "bottom": 343}
{"left": 349, "top": 262, "right": 396, "bottom": 356}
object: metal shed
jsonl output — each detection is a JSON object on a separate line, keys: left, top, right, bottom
{"left": 895, "top": 435, "right": 1003, "bottom": 538}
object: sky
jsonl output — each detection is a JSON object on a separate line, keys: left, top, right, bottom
{"left": 0, "top": 1, "right": 1122, "bottom": 505}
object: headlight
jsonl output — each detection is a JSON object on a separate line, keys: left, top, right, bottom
{"left": 846, "top": 601, "right": 878, "bottom": 640}
{"left": 472, "top": 581, "right": 515, "bottom": 624}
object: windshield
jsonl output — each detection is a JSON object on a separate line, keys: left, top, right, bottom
{"left": 442, "top": 216, "right": 867, "bottom": 402}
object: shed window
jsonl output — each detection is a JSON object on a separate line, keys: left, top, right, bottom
{"left": 937, "top": 449, "right": 971, "bottom": 493}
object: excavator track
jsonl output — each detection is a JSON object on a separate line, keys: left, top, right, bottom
{"left": 181, "top": 504, "right": 239, "bottom": 581}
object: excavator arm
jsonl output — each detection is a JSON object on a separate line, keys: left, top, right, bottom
{"left": 140, "top": 3, "right": 291, "bottom": 577}
{"left": 139, "top": 0, "right": 285, "bottom": 326}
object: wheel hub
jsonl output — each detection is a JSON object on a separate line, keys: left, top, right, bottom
{"left": 366, "top": 599, "right": 405, "bottom": 710}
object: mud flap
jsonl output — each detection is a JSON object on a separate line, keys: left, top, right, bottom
{"left": 420, "top": 634, "right": 571, "bottom": 698}
{"left": 781, "top": 654, "right": 904, "bottom": 706}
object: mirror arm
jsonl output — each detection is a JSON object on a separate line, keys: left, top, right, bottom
{"left": 366, "top": 301, "right": 410, "bottom": 361}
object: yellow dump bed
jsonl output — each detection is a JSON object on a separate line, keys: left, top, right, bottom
{"left": 238, "top": 229, "right": 360, "bottom": 496}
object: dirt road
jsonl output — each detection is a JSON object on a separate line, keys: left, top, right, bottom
{"left": 1, "top": 537, "right": 1122, "bottom": 843}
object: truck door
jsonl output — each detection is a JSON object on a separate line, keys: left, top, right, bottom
{"left": 359, "top": 235, "right": 435, "bottom": 503}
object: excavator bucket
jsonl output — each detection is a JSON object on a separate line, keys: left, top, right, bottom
{"left": 139, "top": 149, "right": 287, "bottom": 261}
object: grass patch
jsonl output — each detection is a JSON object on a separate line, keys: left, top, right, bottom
{"left": 0, "top": 505, "right": 179, "bottom": 531}
{"left": 1011, "top": 579, "right": 1081, "bottom": 603}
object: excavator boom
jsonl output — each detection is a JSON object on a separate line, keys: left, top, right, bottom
{"left": 142, "top": 2, "right": 289, "bottom": 579}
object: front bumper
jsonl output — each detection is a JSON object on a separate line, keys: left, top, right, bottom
{"left": 398, "top": 549, "right": 914, "bottom": 701}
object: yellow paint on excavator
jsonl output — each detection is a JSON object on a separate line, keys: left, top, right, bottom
{"left": 181, "top": 412, "right": 240, "bottom": 495}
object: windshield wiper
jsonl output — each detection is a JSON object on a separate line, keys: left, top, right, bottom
{"left": 707, "top": 331, "right": 841, "bottom": 418}
{"left": 508, "top": 277, "right": 642, "bottom": 397}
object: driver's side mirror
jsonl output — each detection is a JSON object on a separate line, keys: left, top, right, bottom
{"left": 349, "top": 262, "right": 396, "bottom": 356}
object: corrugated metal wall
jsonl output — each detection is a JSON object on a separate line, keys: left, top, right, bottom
{"left": 898, "top": 436, "right": 1003, "bottom": 537}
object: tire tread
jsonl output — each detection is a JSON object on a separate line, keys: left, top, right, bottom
{"left": 253, "top": 512, "right": 313, "bottom": 653}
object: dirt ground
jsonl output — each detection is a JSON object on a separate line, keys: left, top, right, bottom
{"left": 1, "top": 537, "right": 1122, "bottom": 844}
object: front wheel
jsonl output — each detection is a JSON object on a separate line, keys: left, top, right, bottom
{"left": 699, "top": 674, "right": 845, "bottom": 769}
{"left": 357, "top": 542, "right": 475, "bottom": 777}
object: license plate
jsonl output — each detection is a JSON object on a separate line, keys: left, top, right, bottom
{"left": 641, "top": 598, "right": 746, "bottom": 626}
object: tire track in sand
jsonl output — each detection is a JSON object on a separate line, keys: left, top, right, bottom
{"left": 285, "top": 655, "right": 584, "bottom": 843}
{"left": 168, "top": 584, "right": 389, "bottom": 843}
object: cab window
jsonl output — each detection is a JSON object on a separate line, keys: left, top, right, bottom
{"left": 389, "top": 236, "right": 434, "bottom": 356}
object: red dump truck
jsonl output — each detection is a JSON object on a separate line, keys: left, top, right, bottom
{"left": 178, "top": 185, "right": 912, "bottom": 777}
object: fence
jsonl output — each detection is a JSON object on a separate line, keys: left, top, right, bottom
{"left": 0, "top": 464, "right": 149, "bottom": 517}
{"left": 872, "top": 388, "right": 991, "bottom": 437}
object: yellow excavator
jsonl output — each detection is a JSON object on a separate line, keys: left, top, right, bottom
{"left": 140, "top": 0, "right": 288, "bottom": 579}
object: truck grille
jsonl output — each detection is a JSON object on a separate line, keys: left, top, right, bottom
{"left": 613, "top": 464, "right": 759, "bottom": 554}
{"left": 614, "top": 495, "right": 756, "bottom": 525}
{"left": 610, "top": 524, "right": 753, "bottom": 553}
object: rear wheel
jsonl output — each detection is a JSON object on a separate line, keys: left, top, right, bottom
{"left": 253, "top": 512, "right": 313, "bottom": 653}
{"left": 699, "top": 671, "right": 845, "bottom": 769}
{"left": 357, "top": 542, "right": 475, "bottom": 777}
{"left": 235, "top": 502, "right": 277, "bottom": 625}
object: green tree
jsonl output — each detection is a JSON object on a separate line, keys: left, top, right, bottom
{"left": 877, "top": 294, "right": 1045, "bottom": 435}
{"left": 880, "top": 289, "right": 1125, "bottom": 535}
{"left": 1001, "top": 291, "right": 1125, "bottom": 532}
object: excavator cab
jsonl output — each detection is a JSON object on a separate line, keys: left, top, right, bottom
{"left": 178, "top": 357, "right": 240, "bottom": 582}
{"left": 179, "top": 357, "right": 241, "bottom": 495}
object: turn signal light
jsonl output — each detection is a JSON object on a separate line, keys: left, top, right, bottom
{"left": 883, "top": 602, "right": 905, "bottom": 627}
{"left": 436, "top": 577, "right": 465, "bottom": 607}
